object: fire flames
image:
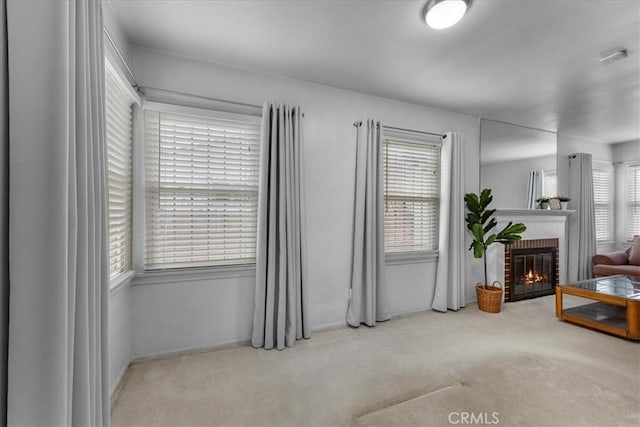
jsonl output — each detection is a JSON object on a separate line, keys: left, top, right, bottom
{"left": 522, "top": 269, "right": 546, "bottom": 285}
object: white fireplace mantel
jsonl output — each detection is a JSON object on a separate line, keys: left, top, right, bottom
{"left": 485, "top": 209, "right": 574, "bottom": 288}
{"left": 494, "top": 209, "right": 575, "bottom": 218}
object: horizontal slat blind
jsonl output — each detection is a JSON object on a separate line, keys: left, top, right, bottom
{"left": 627, "top": 164, "right": 640, "bottom": 240}
{"left": 592, "top": 163, "right": 613, "bottom": 242}
{"left": 543, "top": 169, "right": 557, "bottom": 197}
{"left": 384, "top": 139, "right": 441, "bottom": 253}
{"left": 105, "top": 66, "right": 134, "bottom": 279}
{"left": 144, "top": 109, "right": 260, "bottom": 269}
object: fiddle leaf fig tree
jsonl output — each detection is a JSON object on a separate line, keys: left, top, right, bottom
{"left": 464, "top": 188, "right": 527, "bottom": 289}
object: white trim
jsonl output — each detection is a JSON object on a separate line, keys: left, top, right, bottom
{"left": 131, "top": 103, "right": 145, "bottom": 273}
{"left": 109, "top": 270, "right": 134, "bottom": 294}
{"left": 109, "top": 359, "right": 130, "bottom": 399}
{"left": 385, "top": 250, "right": 439, "bottom": 265}
{"left": 105, "top": 58, "right": 140, "bottom": 105}
{"left": 133, "top": 339, "right": 252, "bottom": 362}
{"left": 133, "top": 264, "right": 256, "bottom": 286}
{"left": 142, "top": 100, "right": 261, "bottom": 124}
{"left": 383, "top": 126, "right": 442, "bottom": 146}
{"left": 494, "top": 209, "right": 575, "bottom": 217}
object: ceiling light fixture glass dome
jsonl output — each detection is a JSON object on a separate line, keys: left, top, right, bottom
{"left": 424, "top": 0, "right": 470, "bottom": 29}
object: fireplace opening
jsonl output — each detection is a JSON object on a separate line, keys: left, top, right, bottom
{"left": 510, "top": 247, "right": 556, "bottom": 301}
{"left": 504, "top": 238, "right": 559, "bottom": 302}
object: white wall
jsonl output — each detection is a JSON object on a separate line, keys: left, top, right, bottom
{"left": 481, "top": 154, "right": 556, "bottom": 208}
{"left": 108, "top": 282, "right": 132, "bottom": 395}
{"left": 129, "top": 47, "right": 480, "bottom": 359}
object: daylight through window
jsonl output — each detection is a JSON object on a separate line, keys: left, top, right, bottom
{"left": 105, "top": 63, "right": 134, "bottom": 280}
{"left": 383, "top": 135, "right": 441, "bottom": 254}
{"left": 144, "top": 107, "right": 261, "bottom": 269}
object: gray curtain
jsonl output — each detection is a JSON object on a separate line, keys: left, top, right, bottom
{"left": 568, "top": 153, "right": 596, "bottom": 281}
{"left": 526, "top": 169, "right": 543, "bottom": 209}
{"left": 0, "top": 1, "right": 7, "bottom": 424}
{"left": 347, "top": 119, "right": 389, "bottom": 327}
{"left": 251, "top": 102, "right": 309, "bottom": 350}
{"left": 7, "top": 1, "right": 109, "bottom": 424}
{"left": 432, "top": 132, "right": 466, "bottom": 312}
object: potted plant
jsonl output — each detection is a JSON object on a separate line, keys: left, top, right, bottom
{"left": 465, "top": 188, "right": 527, "bottom": 313}
{"left": 555, "top": 196, "right": 571, "bottom": 210}
{"left": 536, "top": 197, "right": 550, "bottom": 209}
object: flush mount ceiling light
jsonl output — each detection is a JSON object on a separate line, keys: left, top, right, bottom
{"left": 424, "top": 0, "right": 471, "bottom": 29}
{"left": 599, "top": 48, "right": 628, "bottom": 65}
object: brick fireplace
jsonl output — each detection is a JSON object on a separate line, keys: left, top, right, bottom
{"left": 481, "top": 209, "right": 572, "bottom": 305}
{"left": 504, "top": 238, "right": 559, "bottom": 302}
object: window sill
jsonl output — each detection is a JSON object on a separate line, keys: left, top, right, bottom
{"left": 110, "top": 270, "right": 135, "bottom": 295}
{"left": 385, "top": 251, "right": 439, "bottom": 265}
{"left": 133, "top": 263, "right": 256, "bottom": 286}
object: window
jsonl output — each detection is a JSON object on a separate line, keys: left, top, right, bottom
{"left": 383, "top": 134, "right": 441, "bottom": 254}
{"left": 543, "top": 169, "right": 557, "bottom": 197}
{"left": 627, "top": 164, "right": 640, "bottom": 241}
{"left": 105, "top": 63, "right": 134, "bottom": 280}
{"left": 592, "top": 162, "right": 613, "bottom": 242}
{"left": 144, "top": 106, "right": 261, "bottom": 269}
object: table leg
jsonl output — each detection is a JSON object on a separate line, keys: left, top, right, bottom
{"left": 555, "top": 286, "right": 563, "bottom": 318}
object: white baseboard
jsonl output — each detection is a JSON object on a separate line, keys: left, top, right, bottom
{"left": 132, "top": 338, "right": 252, "bottom": 362}
{"left": 110, "top": 359, "right": 131, "bottom": 405}
{"left": 128, "top": 308, "right": 437, "bottom": 363}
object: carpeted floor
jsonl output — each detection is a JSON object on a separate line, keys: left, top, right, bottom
{"left": 111, "top": 295, "right": 640, "bottom": 426}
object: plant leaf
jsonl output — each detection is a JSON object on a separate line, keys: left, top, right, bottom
{"left": 472, "top": 223, "right": 485, "bottom": 242}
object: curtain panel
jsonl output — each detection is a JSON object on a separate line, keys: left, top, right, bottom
{"left": 568, "top": 153, "right": 596, "bottom": 281}
{"left": 6, "top": 0, "right": 109, "bottom": 424}
{"left": 0, "top": 0, "right": 8, "bottom": 424}
{"left": 347, "top": 119, "right": 389, "bottom": 327}
{"left": 251, "top": 102, "right": 309, "bottom": 350}
{"left": 432, "top": 132, "right": 466, "bottom": 312}
{"left": 526, "top": 169, "right": 543, "bottom": 209}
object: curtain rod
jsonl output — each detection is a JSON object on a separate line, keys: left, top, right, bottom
{"left": 382, "top": 125, "right": 444, "bottom": 138}
{"left": 141, "top": 86, "right": 263, "bottom": 110}
{"left": 103, "top": 27, "right": 139, "bottom": 88}
{"left": 352, "top": 122, "right": 444, "bottom": 138}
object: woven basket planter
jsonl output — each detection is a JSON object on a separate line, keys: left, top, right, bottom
{"left": 476, "top": 282, "right": 503, "bottom": 313}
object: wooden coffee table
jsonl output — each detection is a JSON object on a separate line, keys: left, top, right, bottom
{"left": 555, "top": 275, "right": 640, "bottom": 340}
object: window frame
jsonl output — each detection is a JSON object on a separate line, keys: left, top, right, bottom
{"left": 141, "top": 101, "right": 262, "bottom": 272}
{"left": 105, "top": 59, "right": 139, "bottom": 286}
{"left": 592, "top": 160, "right": 614, "bottom": 243}
{"left": 382, "top": 129, "right": 442, "bottom": 264}
{"left": 542, "top": 169, "right": 557, "bottom": 198}
{"left": 626, "top": 163, "right": 640, "bottom": 242}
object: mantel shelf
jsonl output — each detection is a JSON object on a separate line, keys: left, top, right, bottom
{"left": 494, "top": 209, "right": 575, "bottom": 217}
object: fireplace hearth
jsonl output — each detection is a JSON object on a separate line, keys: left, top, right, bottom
{"left": 504, "top": 238, "right": 559, "bottom": 302}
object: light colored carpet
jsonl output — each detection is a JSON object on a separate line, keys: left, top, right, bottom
{"left": 111, "top": 296, "right": 640, "bottom": 426}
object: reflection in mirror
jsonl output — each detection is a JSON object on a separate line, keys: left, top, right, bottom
{"left": 480, "top": 119, "right": 557, "bottom": 209}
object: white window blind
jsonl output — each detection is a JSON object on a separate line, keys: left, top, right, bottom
{"left": 627, "top": 164, "right": 640, "bottom": 241}
{"left": 543, "top": 169, "right": 557, "bottom": 197}
{"left": 105, "top": 64, "right": 134, "bottom": 280}
{"left": 384, "top": 138, "right": 441, "bottom": 253}
{"left": 592, "top": 162, "right": 613, "bottom": 242}
{"left": 144, "top": 108, "right": 261, "bottom": 269}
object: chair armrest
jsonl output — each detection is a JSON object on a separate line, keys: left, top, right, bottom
{"left": 592, "top": 251, "right": 629, "bottom": 266}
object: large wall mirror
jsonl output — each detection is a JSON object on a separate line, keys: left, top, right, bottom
{"left": 480, "top": 119, "right": 558, "bottom": 209}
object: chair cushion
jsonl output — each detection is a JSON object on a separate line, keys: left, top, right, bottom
{"left": 629, "top": 235, "right": 640, "bottom": 266}
{"left": 593, "top": 264, "right": 640, "bottom": 279}
{"left": 592, "top": 251, "right": 629, "bottom": 266}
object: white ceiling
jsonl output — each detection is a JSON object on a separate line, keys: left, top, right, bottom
{"left": 107, "top": 0, "right": 640, "bottom": 144}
